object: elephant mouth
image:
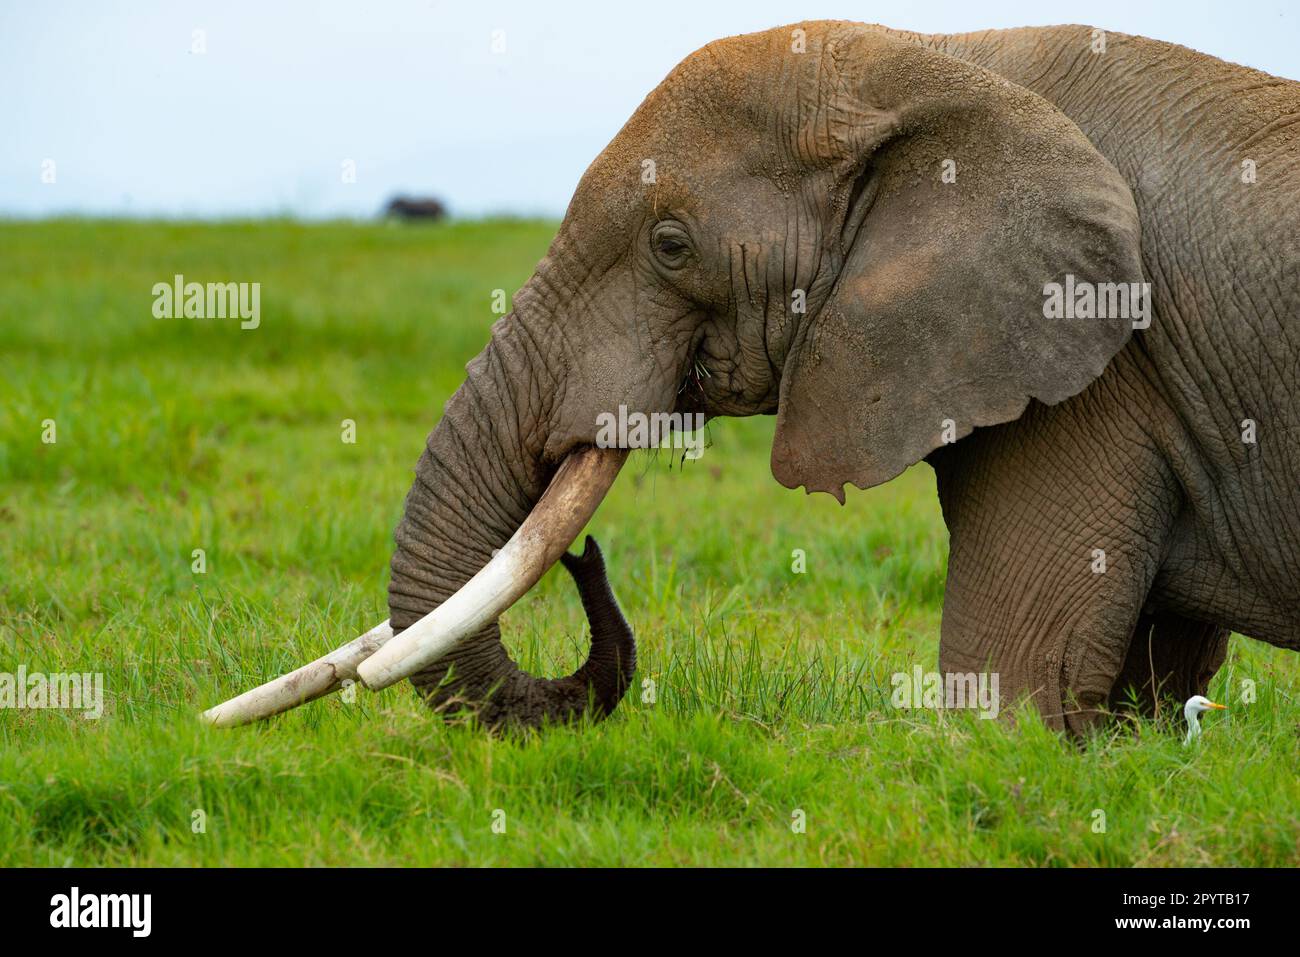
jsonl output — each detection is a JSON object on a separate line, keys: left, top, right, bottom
{"left": 678, "top": 315, "right": 785, "bottom": 419}
{"left": 201, "top": 445, "right": 629, "bottom": 727}
{"left": 672, "top": 323, "right": 713, "bottom": 414}
{"left": 676, "top": 355, "right": 711, "bottom": 414}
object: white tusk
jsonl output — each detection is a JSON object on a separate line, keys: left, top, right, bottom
{"left": 201, "top": 619, "right": 394, "bottom": 728}
{"left": 356, "top": 445, "right": 627, "bottom": 691}
{"left": 200, "top": 445, "right": 626, "bottom": 726}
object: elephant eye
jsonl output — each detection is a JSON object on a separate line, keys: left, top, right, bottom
{"left": 650, "top": 222, "right": 692, "bottom": 268}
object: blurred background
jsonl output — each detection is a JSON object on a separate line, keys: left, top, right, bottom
{"left": 2, "top": 0, "right": 1296, "bottom": 220}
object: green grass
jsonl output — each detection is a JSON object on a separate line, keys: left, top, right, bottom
{"left": 1, "top": 219, "right": 1297, "bottom": 866}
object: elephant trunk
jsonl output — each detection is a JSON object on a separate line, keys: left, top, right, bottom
{"left": 200, "top": 311, "right": 636, "bottom": 729}
{"left": 558, "top": 536, "right": 637, "bottom": 716}
{"left": 382, "top": 317, "right": 635, "bottom": 727}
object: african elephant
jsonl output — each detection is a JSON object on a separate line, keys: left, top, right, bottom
{"left": 206, "top": 22, "right": 1299, "bottom": 735}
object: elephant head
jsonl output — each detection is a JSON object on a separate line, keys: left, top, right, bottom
{"left": 205, "top": 21, "right": 1142, "bottom": 729}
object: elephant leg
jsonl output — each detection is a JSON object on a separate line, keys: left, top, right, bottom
{"left": 929, "top": 385, "right": 1180, "bottom": 735}
{"left": 937, "top": 547, "right": 1150, "bottom": 735}
{"left": 1107, "top": 612, "right": 1229, "bottom": 716}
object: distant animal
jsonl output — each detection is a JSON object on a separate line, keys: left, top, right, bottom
{"left": 383, "top": 196, "right": 447, "bottom": 221}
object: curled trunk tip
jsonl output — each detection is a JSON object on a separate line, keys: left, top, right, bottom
{"left": 559, "top": 535, "right": 637, "bottom": 718}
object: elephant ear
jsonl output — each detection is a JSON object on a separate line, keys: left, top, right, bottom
{"left": 770, "top": 31, "right": 1143, "bottom": 501}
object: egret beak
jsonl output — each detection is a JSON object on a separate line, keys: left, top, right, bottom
{"left": 1206, "top": 701, "right": 1227, "bottom": 710}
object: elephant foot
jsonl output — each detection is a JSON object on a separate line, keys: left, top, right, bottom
{"left": 939, "top": 590, "right": 1142, "bottom": 738}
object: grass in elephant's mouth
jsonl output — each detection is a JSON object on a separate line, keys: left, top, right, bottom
{"left": 2, "top": 219, "right": 1298, "bottom": 866}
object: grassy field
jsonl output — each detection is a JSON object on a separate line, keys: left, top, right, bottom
{"left": 1, "top": 219, "right": 1297, "bottom": 866}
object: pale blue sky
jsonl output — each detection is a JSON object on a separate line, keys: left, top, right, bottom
{"left": 2, "top": 0, "right": 1295, "bottom": 218}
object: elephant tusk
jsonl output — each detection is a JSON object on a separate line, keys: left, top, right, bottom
{"left": 200, "top": 445, "right": 627, "bottom": 724}
{"left": 356, "top": 445, "right": 628, "bottom": 691}
{"left": 200, "top": 619, "right": 395, "bottom": 727}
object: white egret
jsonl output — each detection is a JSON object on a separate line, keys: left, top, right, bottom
{"left": 1183, "top": 695, "right": 1226, "bottom": 745}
